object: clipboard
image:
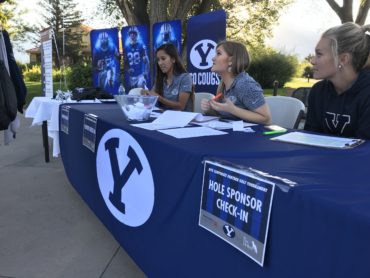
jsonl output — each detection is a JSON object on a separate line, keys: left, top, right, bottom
{"left": 270, "top": 131, "right": 365, "bottom": 149}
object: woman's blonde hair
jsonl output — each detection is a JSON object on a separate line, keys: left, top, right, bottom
{"left": 322, "top": 22, "right": 370, "bottom": 72}
{"left": 216, "top": 40, "right": 250, "bottom": 75}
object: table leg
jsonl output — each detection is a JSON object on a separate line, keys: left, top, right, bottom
{"left": 42, "top": 121, "right": 50, "bottom": 163}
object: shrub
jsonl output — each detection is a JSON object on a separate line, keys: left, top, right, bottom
{"left": 23, "top": 65, "right": 42, "bottom": 82}
{"left": 16, "top": 61, "right": 29, "bottom": 73}
{"left": 248, "top": 48, "right": 298, "bottom": 88}
{"left": 53, "top": 68, "right": 63, "bottom": 82}
{"left": 297, "top": 60, "right": 313, "bottom": 78}
{"left": 66, "top": 62, "right": 93, "bottom": 89}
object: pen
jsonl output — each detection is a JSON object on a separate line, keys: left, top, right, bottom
{"left": 344, "top": 139, "right": 363, "bottom": 147}
{"left": 263, "top": 130, "right": 287, "bottom": 135}
{"left": 212, "top": 92, "right": 223, "bottom": 101}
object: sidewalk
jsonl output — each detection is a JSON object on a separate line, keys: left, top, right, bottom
{"left": 0, "top": 114, "right": 145, "bottom": 278}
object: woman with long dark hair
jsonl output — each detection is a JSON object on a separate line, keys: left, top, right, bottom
{"left": 142, "top": 43, "right": 193, "bottom": 111}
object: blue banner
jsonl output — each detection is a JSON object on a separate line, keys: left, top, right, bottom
{"left": 187, "top": 10, "right": 226, "bottom": 94}
{"left": 121, "top": 25, "right": 150, "bottom": 92}
{"left": 90, "top": 28, "right": 120, "bottom": 95}
{"left": 152, "top": 20, "right": 181, "bottom": 55}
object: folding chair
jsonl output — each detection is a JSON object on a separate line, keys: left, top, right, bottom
{"left": 265, "top": 96, "right": 305, "bottom": 129}
{"left": 193, "top": 92, "right": 214, "bottom": 113}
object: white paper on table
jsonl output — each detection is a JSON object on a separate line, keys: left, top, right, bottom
{"left": 155, "top": 110, "right": 199, "bottom": 126}
{"left": 271, "top": 131, "right": 364, "bottom": 149}
{"left": 132, "top": 110, "right": 201, "bottom": 130}
{"left": 191, "top": 115, "right": 219, "bottom": 123}
{"left": 131, "top": 122, "right": 181, "bottom": 130}
{"left": 158, "top": 126, "right": 227, "bottom": 138}
{"left": 150, "top": 111, "right": 162, "bottom": 118}
{"left": 152, "top": 105, "right": 162, "bottom": 111}
{"left": 232, "top": 120, "right": 244, "bottom": 131}
{"left": 195, "top": 120, "right": 257, "bottom": 130}
{"left": 240, "top": 127, "right": 255, "bottom": 133}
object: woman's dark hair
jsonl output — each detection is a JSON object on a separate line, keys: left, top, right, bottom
{"left": 155, "top": 43, "right": 187, "bottom": 96}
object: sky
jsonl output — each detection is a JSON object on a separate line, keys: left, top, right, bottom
{"left": 13, "top": 0, "right": 370, "bottom": 63}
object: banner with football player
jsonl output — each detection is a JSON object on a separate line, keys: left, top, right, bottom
{"left": 121, "top": 25, "right": 150, "bottom": 92}
{"left": 187, "top": 10, "right": 226, "bottom": 94}
{"left": 152, "top": 20, "right": 181, "bottom": 55}
{"left": 90, "top": 28, "right": 120, "bottom": 95}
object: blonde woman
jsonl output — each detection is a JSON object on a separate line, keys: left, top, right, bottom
{"left": 201, "top": 40, "right": 271, "bottom": 125}
{"left": 305, "top": 22, "right": 370, "bottom": 139}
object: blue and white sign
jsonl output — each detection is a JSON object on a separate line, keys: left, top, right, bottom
{"left": 187, "top": 10, "right": 226, "bottom": 94}
{"left": 60, "top": 105, "right": 70, "bottom": 134}
{"left": 90, "top": 28, "right": 120, "bottom": 95}
{"left": 122, "top": 25, "right": 151, "bottom": 92}
{"left": 199, "top": 160, "right": 275, "bottom": 266}
{"left": 152, "top": 20, "right": 181, "bottom": 55}
{"left": 96, "top": 128, "right": 155, "bottom": 227}
{"left": 82, "top": 113, "right": 98, "bottom": 152}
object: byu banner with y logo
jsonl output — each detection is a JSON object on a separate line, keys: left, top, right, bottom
{"left": 96, "top": 128, "right": 155, "bottom": 227}
{"left": 187, "top": 10, "right": 226, "bottom": 94}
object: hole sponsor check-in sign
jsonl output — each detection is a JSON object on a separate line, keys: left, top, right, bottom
{"left": 199, "top": 160, "right": 275, "bottom": 266}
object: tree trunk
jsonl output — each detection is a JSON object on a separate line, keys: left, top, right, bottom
{"left": 326, "top": 0, "right": 370, "bottom": 25}
{"left": 355, "top": 0, "right": 370, "bottom": 25}
{"left": 326, "top": 0, "right": 353, "bottom": 23}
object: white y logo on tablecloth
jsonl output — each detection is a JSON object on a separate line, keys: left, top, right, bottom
{"left": 96, "top": 128, "right": 154, "bottom": 227}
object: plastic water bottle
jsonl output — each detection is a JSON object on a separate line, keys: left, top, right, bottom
{"left": 118, "top": 83, "right": 126, "bottom": 95}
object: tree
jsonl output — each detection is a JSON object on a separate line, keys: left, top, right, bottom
{"left": 325, "top": 0, "right": 370, "bottom": 25}
{"left": 0, "top": 0, "right": 35, "bottom": 47}
{"left": 224, "top": 0, "right": 293, "bottom": 48}
{"left": 97, "top": 0, "right": 292, "bottom": 52}
{"left": 39, "top": 0, "right": 84, "bottom": 68}
{"left": 248, "top": 47, "right": 298, "bottom": 88}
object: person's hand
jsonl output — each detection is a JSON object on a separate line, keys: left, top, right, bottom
{"left": 141, "top": 89, "right": 160, "bottom": 98}
{"left": 209, "top": 97, "right": 235, "bottom": 113}
{"left": 201, "top": 98, "right": 211, "bottom": 112}
{"left": 141, "top": 89, "right": 149, "bottom": 95}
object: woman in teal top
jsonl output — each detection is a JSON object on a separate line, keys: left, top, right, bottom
{"left": 142, "top": 43, "right": 193, "bottom": 111}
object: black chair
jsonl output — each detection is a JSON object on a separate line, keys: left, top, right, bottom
{"left": 291, "top": 87, "right": 311, "bottom": 107}
{"left": 291, "top": 87, "right": 311, "bottom": 119}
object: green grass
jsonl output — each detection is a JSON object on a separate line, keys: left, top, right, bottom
{"left": 284, "top": 77, "right": 318, "bottom": 88}
{"left": 25, "top": 81, "right": 68, "bottom": 107}
{"left": 264, "top": 77, "right": 317, "bottom": 96}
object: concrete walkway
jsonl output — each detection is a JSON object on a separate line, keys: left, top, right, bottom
{"left": 0, "top": 115, "right": 146, "bottom": 278}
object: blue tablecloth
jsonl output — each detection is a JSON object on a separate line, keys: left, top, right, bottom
{"left": 59, "top": 103, "right": 370, "bottom": 278}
